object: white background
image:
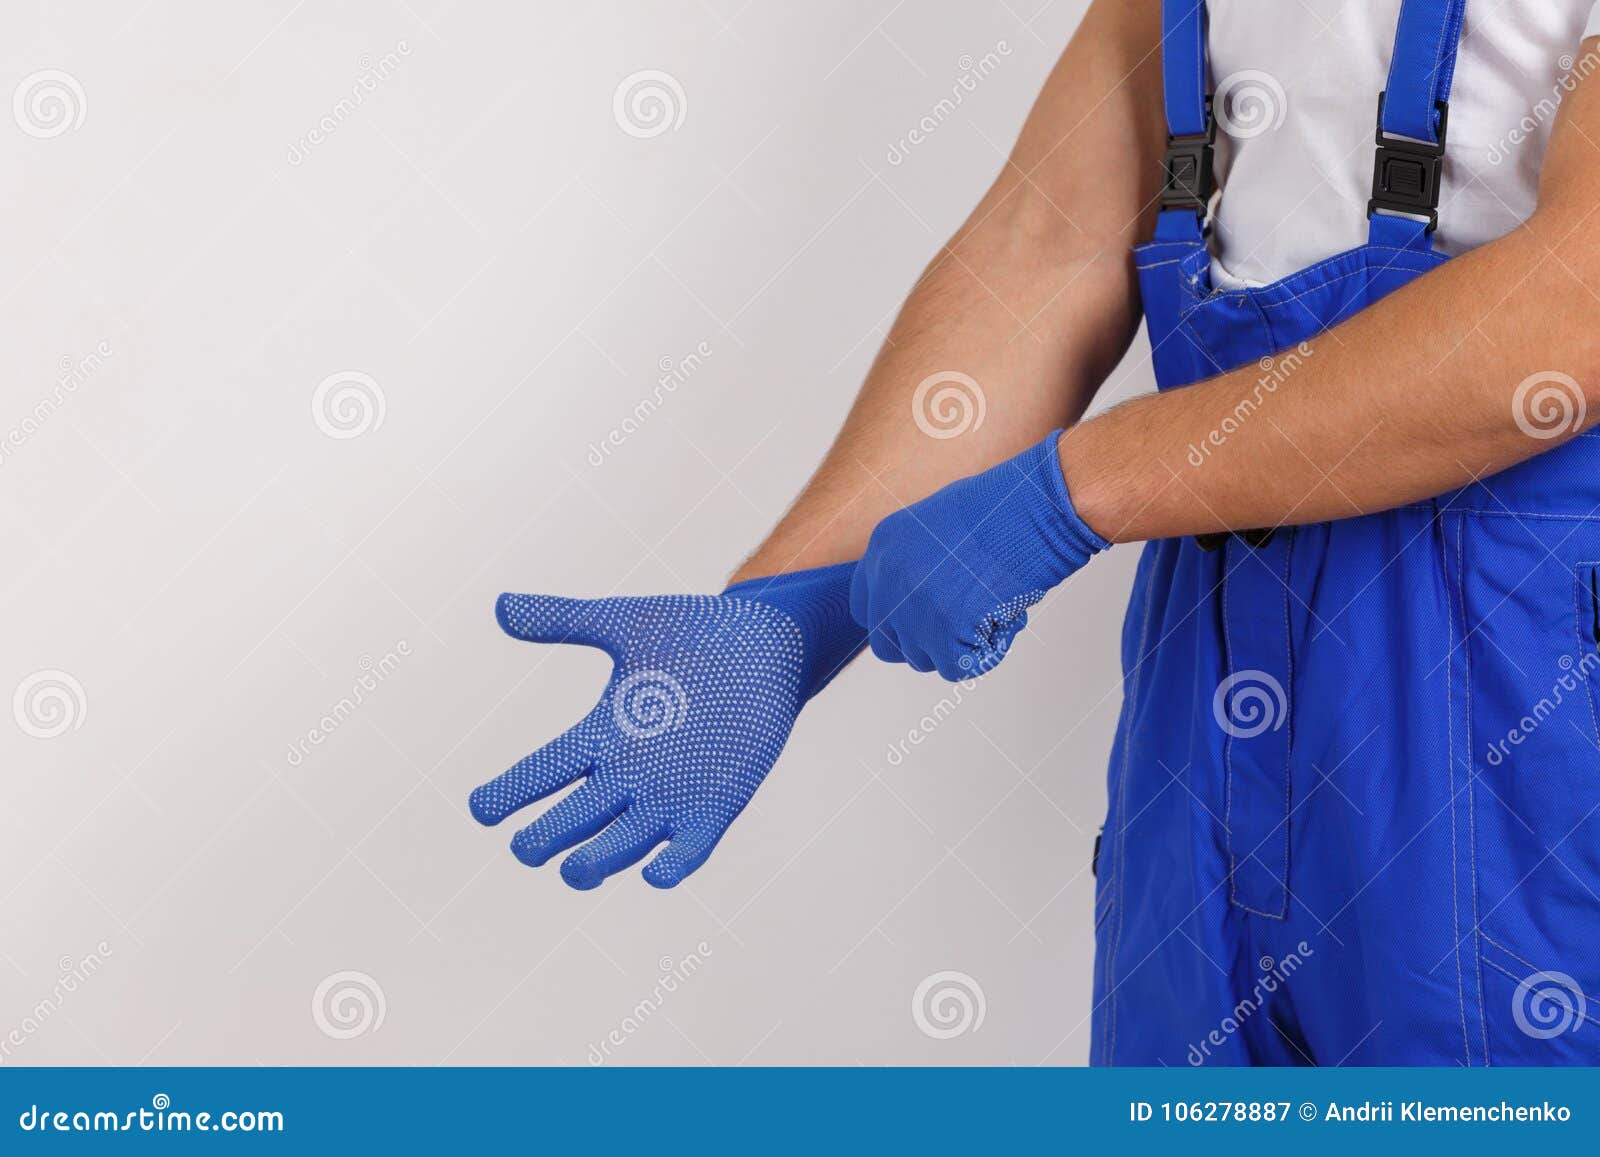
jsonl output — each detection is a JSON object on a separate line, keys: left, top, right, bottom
{"left": 0, "top": 0, "right": 1154, "bottom": 1065}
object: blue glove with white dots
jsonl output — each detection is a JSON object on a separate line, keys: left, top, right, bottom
{"left": 469, "top": 563, "right": 864, "bottom": 890}
{"left": 850, "top": 431, "right": 1108, "bottom": 681}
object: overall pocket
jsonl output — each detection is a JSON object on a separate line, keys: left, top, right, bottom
{"left": 1576, "top": 562, "right": 1600, "bottom": 737}
{"left": 1460, "top": 524, "right": 1600, "bottom": 1062}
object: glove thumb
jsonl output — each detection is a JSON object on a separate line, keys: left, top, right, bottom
{"left": 495, "top": 594, "right": 629, "bottom": 652}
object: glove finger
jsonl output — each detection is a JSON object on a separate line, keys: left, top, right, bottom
{"left": 867, "top": 611, "right": 908, "bottom": 664}
{"left": 982, "top": 611, "right": 1028, "bottom": 661}
{"left": 901, "top": 643, "right": 936, "bottom": 675}
{"left": 935, "top": 652, "right": 973, "bottom": 683}
{"left": 495, "top": 594, "right": 632, "bottom": 652}
{"left": 559, "top": 807, "right": 671, "bottom": 891}
{"left": 641, "top": 818, "right": 727, "bottom": 889}
{"left": 468, "top": 723, "right": 593, "bottom": 826}
{"left": 510, "top": 781, "right": 626, "bottom": 868}
{"left": 848, "top": 564, "right": 871, "bottom": 629}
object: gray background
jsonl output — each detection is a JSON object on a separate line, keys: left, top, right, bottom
{"left": 0, "top": 0, "right": 1155, "bottom": 1065}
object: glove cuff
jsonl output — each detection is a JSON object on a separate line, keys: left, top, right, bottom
{"left": 960, "top": 428, "right": 1113, "bottom": 601}
{"left": 1001, "top": 431, "right": 1110, "bottom": 591}
{"left": 723, "top": 562, "right": 866, "bottom": 699}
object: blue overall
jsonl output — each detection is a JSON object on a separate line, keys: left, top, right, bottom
{"left": 1092, "top": 0, "right": 1600, "bottom": 1065}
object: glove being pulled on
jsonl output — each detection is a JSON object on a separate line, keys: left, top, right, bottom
{"left": 850, "top": 431, "right": 1108, "bottom": 680}
{"left": 469, "top": 563, "right": 864, "bottom": 890}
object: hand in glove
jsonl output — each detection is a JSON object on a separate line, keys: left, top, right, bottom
{"left": 469, "top": 563, "right": 863, "bottom": 889}
{"left": 850, "top": 431, "right": 1108, "bottom": 681}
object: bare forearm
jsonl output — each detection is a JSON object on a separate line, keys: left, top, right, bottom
{"left": 1063, "top": 215, "right": 1600, "bottom": 541}
{"left": 1064, "top": 46, "right": 1600, "bottom": 544}
{"left": 734, "top": 217, "right": 1143, "bottom": 579}
{"left": 733, "top": 0, "right": 1164, "bottom": 582}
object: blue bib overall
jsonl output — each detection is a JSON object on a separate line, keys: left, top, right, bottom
{"left": 1092, "top": 0, "right": 1600, "bottom": 1065}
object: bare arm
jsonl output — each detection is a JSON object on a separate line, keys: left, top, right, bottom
{"left": 1063, "top": 38, "right": 1600, "bottom": 543}
{"left": 732, "top": 0, "right": 1166, "bottom": 582}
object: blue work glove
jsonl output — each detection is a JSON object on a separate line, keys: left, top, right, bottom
{"left": 469, "top": 563, "right": 864, "bottom": 890}
{"left": 850, "top": 431, "right": 1108, "bottom": 681}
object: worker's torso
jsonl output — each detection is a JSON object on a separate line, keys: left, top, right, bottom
{"left": 1096, "top": 0, "right": 1600, "bottom": 1067}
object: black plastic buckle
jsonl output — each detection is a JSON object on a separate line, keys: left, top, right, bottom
{"left": 1162, "top": 99, "right": 1216, "bottom": 217}
{"left": 1369, "top": 93, "right": 1448, "bottom": 232}
{"left": 1193, "top": 529, "right": 1277, "bottom": 551}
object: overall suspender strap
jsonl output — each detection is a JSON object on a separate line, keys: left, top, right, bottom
{"left": 1162, "top": 0, "right": 1209, "bottom": 137}
{"left": 1155, "top": 0, "right": 1212, "bottom": 242}
{"left": 1369, "top": 0, "right": 1469, "bottom": 245}
{"left": 1381, "top": 0, "right": 1468, "bottom": 143}
{"left": 1155, "top": 0, "right": 1469, "bottom": 247}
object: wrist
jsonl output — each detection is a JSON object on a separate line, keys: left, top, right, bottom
{"left": 992, "top": 432, "right": 1110, "bottom": 590}
{"left": 723, "top": 562, "right": 865, "bottom": 698}
{"left": 1056, "top": 423, "right": 1126, "bottom": 545}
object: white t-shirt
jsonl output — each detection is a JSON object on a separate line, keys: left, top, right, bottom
{"left": 1205, "top": 0, "right": 1600, "bottom": 287}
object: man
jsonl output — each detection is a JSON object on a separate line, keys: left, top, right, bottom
{"left": 469, "top": 0, "right": 1600, "bottom": 1065}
